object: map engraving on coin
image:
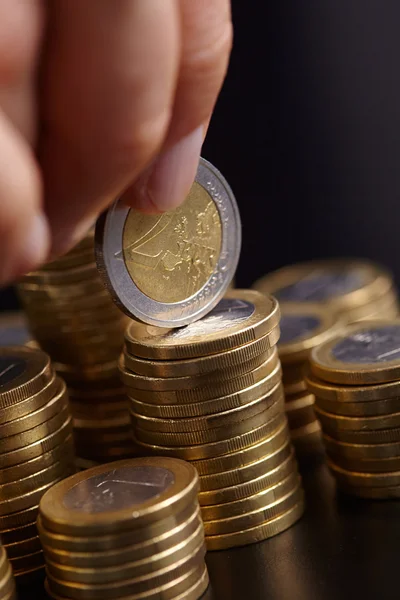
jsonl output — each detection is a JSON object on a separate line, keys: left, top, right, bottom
{"left": 63, "top": 466, "right": 175, "bottom": 513}
{"left": 279, "top": 315, "right": 321, "bottom": 344}
{"left": 276, "top": 272, "right": 363, "bottom": 302}
{"left": 0, "top": 357, "right": 26, "bottom": 387}
{"left": 332, "top": 326, "right": 400, "bottom": 364}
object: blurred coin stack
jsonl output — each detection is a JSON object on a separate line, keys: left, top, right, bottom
{"left": 0, "top": 543, "right": 16, "bottom": 600}
{"left": 38, "top": 457, "right": 209, "bottom": 600}
{"left": 16, "top": 230, "right": 136, "bottom": 463}
{"left": 253, "top": 259, "right": 398, "bottom": 324}
{"left": 0, "top": 347, "right": 75, "bottom": 581}
{"left": 120, "top": 290, "right": 305, "bottom": 550}
{"left": 307, "top": 321, "right": 400, "bottom": 498}
{"left": 278, "top": 304, "right": 342, "bottom": 455}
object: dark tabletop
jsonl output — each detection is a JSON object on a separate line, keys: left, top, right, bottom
{"left": 22, "top": 452, "right": 399, "bottom": 600}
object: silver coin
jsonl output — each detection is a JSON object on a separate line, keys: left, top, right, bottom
{"left": 63, "top": 466, "right": 175, "bottom": 514}
{"left": 332, "top": 325, "right": 400, "bottom": 364}
{"left": 279, "top": 314, "right": 321, "bottom": 344}
{"left": 276, "top": 271, "right": 363, "bottom": 302}
{"left": 95, "top": 157, "right": 241, "bottom": 327}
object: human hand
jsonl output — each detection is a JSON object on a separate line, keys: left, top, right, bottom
{"left": 0, "top": 0, "right": 232, "bottom": 286}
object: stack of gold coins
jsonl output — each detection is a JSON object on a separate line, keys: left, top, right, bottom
{"left": 119, "top": 290, "right": 305, "bottom": 551}
{"left": 253, "top": 259, "right": 398, "bottom": 324}
{"left": 0, "top": 543, "right": 16, "bottom": 600}
{"left": 278, "top": 304, "right": 342, "bottom": 454}
{"left": 38, "top": 457, "right": 209, "bottom": 600}
{"left": 16, "top": 231, "right": 136, "bottom": 463}
{"left": 307, "top": 321, "right": 400, "bottom": 498}
{"left": 0, "top": 347, "right": 75, "bottom": 581}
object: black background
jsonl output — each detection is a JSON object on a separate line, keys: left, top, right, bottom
{"left": 3, "top": 1, "right": 400, "bottom": 309}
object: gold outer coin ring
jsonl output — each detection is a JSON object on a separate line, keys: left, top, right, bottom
{"left": 327, "top": 459, "right": 400, "bottom": 487}
{"left": 0, "top": 505, "right": 38, "bottom": 531}
{"left": 203, "top": 485, "right": 303, "bottom": 536}
{"left": 3, "top": 535, "right": 42, "bottom": 559}
{"left": 323, "top": 433, "right": 400, "bottom": 459}
{"left": 0, "top": 522, "right": 38, "bottom": 545}
{"left": 326, "top": 452, "right": 400, "bottom": 473}
{"left": 315, "top": 404, "right": 400, "bottom": 432}
{"left": 123, "top": 330, "right": 279, "bottom": 378}
{"left": 0, "top": 374, "right": 58, "bottom": 425}
{"left": 290, "top": 420, "right": 322, "bottom": 442}
{"left": 310, "top": 320, "right": 400, "bottom": 385}
{"left": 39, "top": 508, "right": 202, "bottom": 567}
{"left": 284, "top": 379, "right": 308, "bottom": 395}
{"left": 192, "top": 418, "right": 289, "bottom": 476}
{"left": 305, "top": 371, "right": 400, "bottom": 403}
{"left": 205, "top": 499, "right": 305, "bottom": 551}
{"left": 133, "top": 396, "right": 285, "bottom": 446}
{"left": 315, "top": 394, "right": 400, "bottom": 417}
{"left": 337, "top": 482, "right": 400, "bottom": 499}
{"left": 0, "top": 347, "right": 52, "bottom": 407}
{"left": 0, "top": 477, "right": 66, "bottom": 520}
{"left": 124, "top": 290, "right": 280, "bottom": 360}
{"left": 8, "top": 549, "right": 44, "bottom": 572}
{"left": 135, "top": 413, "right": 287, "bottom": 461}
{"left": 132, "top": 383, "right": 283, "bottom": 433}
{"left": 286, "top": 405, "right": 318, "bottom": 431}
{"left": 319, "top": 424, "right": 400, "bottom": 444}
{"left": 198, "top": 452, "right": 297, "bottom": 506}
{"left": 39, "top": 457, "right": 199, "bottom": 536}
{"left": 201, "top": 472, "right": 300, "bottom": 521}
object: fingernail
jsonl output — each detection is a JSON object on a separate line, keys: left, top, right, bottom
{"left": 136, "top": 125, "right": 204, "bottom": 212}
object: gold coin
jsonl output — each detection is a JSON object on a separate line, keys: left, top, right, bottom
{"left": 343, "top": 289, "right": 399, "bottom": 323}
{"left": 12, "top": 564, "right": 44, "bottom": 583}
{"left": 123, "top": 331, "right": 278, "bottom": 379}
{"left": 0, "top": 505, "right": 38, "bottom": 530}
{"left": 337, "top": 482, "right": 400, "bottom": 499}
{"left": 45, "top": 524, "right": 204, "bottom": 585}
{"left": 0, "top": 475, "right": 69, "bottom": 518}
{"left": 1, "top": 417, "right": 72, "bottom": 469}
{"left": 327, "top": 459, "right": 400, "bottom": 487}
{"left": 54, "top": 360, "right": 119, "bottom": 386}
{"left": 290, "top": 420, "right": 322, "bottom": 442}
{"left": 198, "top": 452, "right": 297, "bottom": 506}
{"left": 8, "top": 550, "right": 44, "bottom": 572}
{"left": 201, "top": 472, "right": 300, "bottom": 521}
{"left": 199, "top": 441, "right": 292, "bottom": 491}
{"left": 21, "top": 262, "right": 99, "bottom": 286}
{"left": 0, "top": 522, "right": 38, "bottom": 545}
{"left": 315, "top": 404, "right": 400, "bottom": 432}
{"left": 286, "top": 394, "right": 317, "bottom": 431}
{"left": 323, "top": 433, "right": 400, "bottom": 459}
{"left": 0, "top": 347, "right": 52, "bottom": 408}
{"left": 315, "top": 394, "right": 400, "bottom": 417}
{"left": 326, "top": 451, "right": 400, "bottom": 473}
{"left": 133, "top": 395, "right": 285, "bottom": 446}
{"left": 46, "top": 541, "right": 206, "bottom": 599}
{"left": 192, "top": 419, "right": 290, "bottom": 476}
{"left": 305, "top": 370, "right": 400, "bottom": 403}
{"left": 120, "top": 341, "right": 279, "bottom": 393}
{"left": 203, "top": 485, "right": 303, "bottom": 536}
{"left": 40, "top": 508, "right": 202, "bottom": 567}
{"left": 3, "top": 536, "right": 42, "bottom": 559}
{"left": 72, "top": 413, "right": 131, "bottom": 431}
{"left": 253, "top": 260, "right": 393, "bottom": 313}
{"left": 37, "top": 502, "right": 199, "bottom": 553}
{"left": 135, "top": 413, "right": 287, "bottom": 461}
{"left": 39, "top": 457, "right": 198, "bottom": 536}
{"left": 205, "top": 499, "right": 305, "bottom": 551}
{"left": 132, "top": 383, "right": 283, "bottom": 433}
{"left": 321, "top": 424, "right": 400, "bottom": 444}
{"left": 278, "top": 303, "right": 342, "bottom": 364}
{"left": 310, "top": 321, "right": 400, "bottom": 385}
{"left": 125, "top": 290, "right": 280, "bottom": 360}
{"left": 284, "top": 379, "right": 308, "bottom": 395}
{"left": 0, "top": 374, "right": 58, "bottom": 425}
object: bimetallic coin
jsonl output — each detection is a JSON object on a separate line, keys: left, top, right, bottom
{"left": 327, "top": 459, "right": 400, "bottom": 488}
{"left": 315, "top": 394, "right": 400, "bottom": 417}
{"left": 310, "top": 321, "right": 400, "bottom": 384}
{"left": 0, "top": 373, "right": 58, "bottom": 425}
{"left": 95, "top": 157, "right": 241, "bottom": 327}
{"left": 323, "top": 434, "right": 400, "bottom": 460}
{"left": 305, "top": 371, "right": 400, "bottom": 403}
{"left": 0, "top": 347, "right": 52, "bottom": 407}
{"left": 315, "top": 404, "right": 400, "bottom": 432}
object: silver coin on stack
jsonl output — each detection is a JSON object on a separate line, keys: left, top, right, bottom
{"left": 0, "top": 542, "right": 16, "bottom": 600}
{"left": 38, "top": 457, "right": 209, "bottom": 600}
{"left": 0, "top": 347, "right": 75, "bottom": 581}
{"left": 16, "top": 230, "right": 137, "bottom": 463}
{"left": 119, "top": 290, "right": 305, "bottom": 551}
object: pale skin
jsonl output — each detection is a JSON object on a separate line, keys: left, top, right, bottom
{"left": 0, "top": 0, "right": 232, "bottom": 286}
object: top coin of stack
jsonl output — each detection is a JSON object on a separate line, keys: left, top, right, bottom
{"left": 120, "top": 290, "right": 305, "bottom": 551}
{"left": 0, "top": 347, "right": 75, "bottom": 582}
{"left": 0, "top": 543, "right": 16, "bottom": 600}
{"left": 278, "top": 304, "right": 343, "bottom": 454}
{"left": 16, "top": 230, "right": 136, "bottom": 463}
{"left": 307, "top": 321, "right": 400, "bottom": 498}
{"left": 38, "top": 457, "right": 209, "bottom": 600}
{"left": 253, "top": 259, "right": 398, "bottom": 324}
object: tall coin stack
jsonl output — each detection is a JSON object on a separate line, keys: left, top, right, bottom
{"left": 253, "top": 259, "right": 398, "bottom": 324}
{"left": 307, "top": 321, "right": 400, "bottom": 498}
{"left": 278, "top": 304, "right": 342, "bottom": 455}
{"left": 119, "top": 290, "right": 305, "bottom": 550}
{"left": 38, "top": 457, "right": 209, "bottom": 600}
{"left": 0, "top": 347, "right": 75, "bottom": 581}
{"left": 0, "top": 543, "right": 16, "bottom": 600}
{"left": 16, "top": 230, "right": 136, "bottom": 463}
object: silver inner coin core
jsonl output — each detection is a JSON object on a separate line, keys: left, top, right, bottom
{"left": 0, "top": 357, "right": 26, "bottom": 387}
{"left": 279, "top": 315, "right": 321, "bottom": 344}
{"left": 276, "top": 272, "right": 363, "bottom": 302}
{"left": 168, "top": 298, "right": 255, "bottom": 339}
{"left": 332, "top": 326, "right": 400, "bottom": 364}
{"left": 63, "top": 466, "right": 175, "bottom": 514}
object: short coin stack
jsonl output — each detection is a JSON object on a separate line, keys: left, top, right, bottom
{"left": 120, "top": 290, "right": 305, "bottom": 550}
{"left": 253, "top": 259, "right": 398, "bottom": 324}
{"left": 0, "top": 543, "right": 16, "bottom": 600}
{"left": 38, "top": 457, "right": 209, "bottom": 600}
{"left": 16, "top": 231, "right": 136, "bottom": 463}
{"left": 278, "top": 304, "right": 342, "bottom": 455}
{"left": 307, "top": 321, "right": 400, "bottom": 498}
{"left": 0, "top": 347, "right": 75, "bottom": 580}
